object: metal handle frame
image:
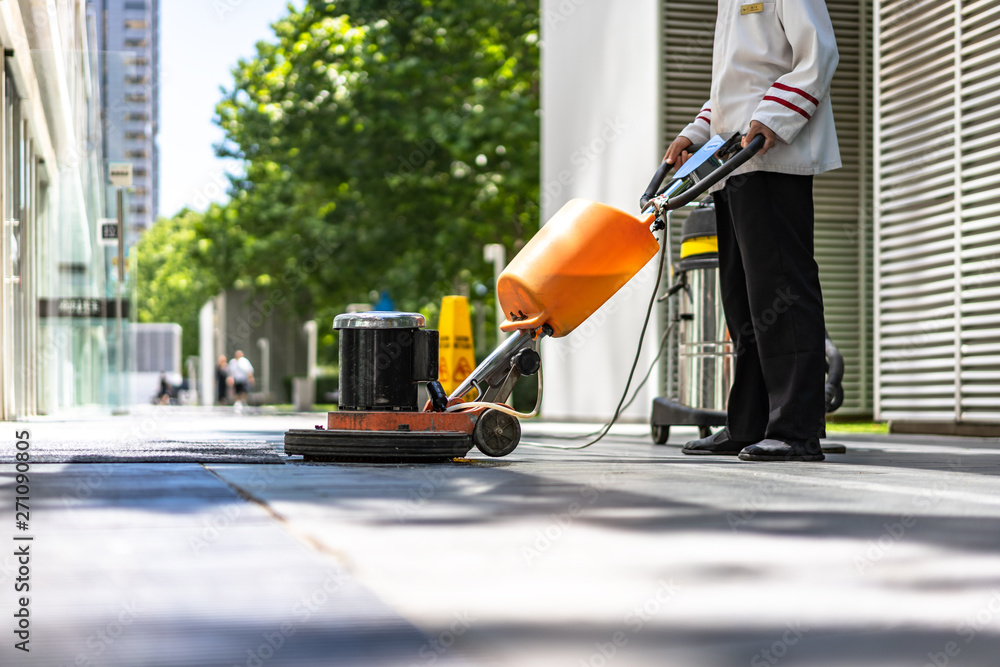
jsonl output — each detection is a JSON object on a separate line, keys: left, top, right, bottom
{"left": 640, "top": 133, "right": 765, "bottom": 213}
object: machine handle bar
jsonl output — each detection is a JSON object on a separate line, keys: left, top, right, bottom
{"left": 639, "top": 134, "right": 765, "bottom": 212}
{"left": 639, "top": 141, "right": 708, "bottom": 210}
{"left": 640, "top": 157, "right": 683, "bottom": 211}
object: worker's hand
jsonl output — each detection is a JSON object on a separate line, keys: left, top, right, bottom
{"left": 664, "top": 135, "right": 693, "bottom": 169}
{"left": 743, "top": 120, "right": 777, "bottom": 155}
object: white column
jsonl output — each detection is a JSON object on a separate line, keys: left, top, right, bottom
{"left": 539, "top": 0, "right": 662, "bottom": 420}
{"left": 199, "top": 299, "right": 215, "bottom": 406}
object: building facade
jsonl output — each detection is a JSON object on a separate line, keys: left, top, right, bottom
{"left": 96, "top": 0, "right": 158, "bottom": 230}
{"left": 542, "top": 0, "right": 1000, "bottom": 433}
{"left": 0, "top": 0, "right": 120, "bottom": 420}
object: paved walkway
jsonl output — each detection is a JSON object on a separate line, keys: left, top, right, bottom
{"left": 3, "top": 407, "right": 1000, "bottom": 666}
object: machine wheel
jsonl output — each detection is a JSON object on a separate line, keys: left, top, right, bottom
{"left": 473, "top": 409, "right": 521, "bottom": 457}
{"left": 651, "top": 424, "right": 670, "bottom": 445}
{"left": 699, "top": 424, "right": 713, "bottom": 439}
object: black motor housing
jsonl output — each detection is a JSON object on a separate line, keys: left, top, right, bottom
{"left": 334, "top": 312, "right": 439, "bottom": 411}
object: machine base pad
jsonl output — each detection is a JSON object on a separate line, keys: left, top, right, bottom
{"left": 284, "top": 428, "right": 474, "bottom": 463}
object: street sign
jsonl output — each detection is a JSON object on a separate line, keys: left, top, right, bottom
{"left": 99, "top": 219, "right": 118, "bottom": 245}
{"left": 109, "top": 162, "right": 133, "bottom": 187}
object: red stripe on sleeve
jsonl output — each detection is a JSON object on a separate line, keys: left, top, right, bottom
{"left": 771, "top": 82, "right": 819, "bottom": 106}
{"left": 696, "top": 115, "right": 711, "bottom": 125}
{"left": 762, "top": 96, "right": 811, "bottom": 119}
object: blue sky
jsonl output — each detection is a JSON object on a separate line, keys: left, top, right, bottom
{"left": 159, "top": 1, "right": 303, "bottom": 218}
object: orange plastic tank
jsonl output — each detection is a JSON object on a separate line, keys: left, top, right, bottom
{"left": 497, "top": 199, "right": 659, "bottom": 338}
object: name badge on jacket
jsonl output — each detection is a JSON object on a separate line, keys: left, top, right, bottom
{"left": 741, "top": 3, "right": 764, "bottom": 14}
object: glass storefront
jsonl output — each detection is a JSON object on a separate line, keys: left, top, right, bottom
{"left": 0, "top": 7, "right": 135, "bottom": 419}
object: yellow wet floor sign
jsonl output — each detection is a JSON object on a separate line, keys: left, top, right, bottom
{"left": 438, "top": 296, "right": 475, "bottom": 394}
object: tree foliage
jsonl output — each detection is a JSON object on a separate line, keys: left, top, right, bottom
{"left": 212, "top": 0, "right": 540, "bottom": 321}
{"left": 140, "top": 0, "right": 539, "bottom": 360}
{"left": 135, "top": 206, "right": 228, "bottom": 362}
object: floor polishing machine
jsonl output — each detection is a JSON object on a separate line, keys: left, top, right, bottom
{"left": 284, "top": 132, "right": 764, "bottom": 462}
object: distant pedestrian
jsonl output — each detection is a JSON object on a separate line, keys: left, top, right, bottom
{"left": 156, "top": 372, "right": 172, "bottom": 405}
{"left": 228, "top": 350, "right": 254, "bottom": 408}
{"left": 215, "top": 355, "right": 230, "bottom": 405}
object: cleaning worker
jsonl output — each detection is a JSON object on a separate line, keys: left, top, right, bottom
{"left": 665, "top": 0, "right": 840, "bottom": 461}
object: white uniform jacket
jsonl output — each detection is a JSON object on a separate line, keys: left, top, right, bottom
{"left": 680, "top": 0, "right": 841, "bottom": 181}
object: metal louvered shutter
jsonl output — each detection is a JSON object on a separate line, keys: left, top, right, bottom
{"left": 818, "top": 0, "right": 874, "bottom": 416}
{"left": 959, "top": 3, "right": 1000, "bottom": 422}
{"left": 660, "top": 0, "right": 874, "bottom": 416}
{"left": 874, "top": 0, "right": 959, "bottom": 420}
{"left": 875, "top": 0, "right": 1000, "bottom": 424}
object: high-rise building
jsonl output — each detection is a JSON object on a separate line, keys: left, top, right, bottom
{"left": 97, "top": 0, "right": 160, "bottom": 231}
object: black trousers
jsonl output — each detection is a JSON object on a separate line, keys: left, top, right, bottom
{"left": 712, "top": 172, "right": 826, "bottom": 442}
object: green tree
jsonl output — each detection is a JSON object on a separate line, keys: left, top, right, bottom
{"left": 212, "top": 0, "right": 540, "bottom": 322}
{"left": 134, "top": 206, "right": 234, "bottom": 362}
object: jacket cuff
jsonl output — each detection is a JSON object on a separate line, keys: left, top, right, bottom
{"left": 751, "top": 102, "right": 808, "bottom": 145}
{"left": 679, "top": 122, "right": 710, "bottom": 146}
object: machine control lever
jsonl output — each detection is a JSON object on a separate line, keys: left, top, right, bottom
{"left": 639, "top": 132, "right": 764, "bottom": 211}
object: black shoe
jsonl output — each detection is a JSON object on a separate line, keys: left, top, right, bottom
{"left": 738, "top": 438, "right": 825, "bottom": 462}
{"left": 682, "top": 429, "right": 754, "bottom": 456}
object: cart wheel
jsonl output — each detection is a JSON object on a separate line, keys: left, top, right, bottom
{"left": 699, "top": 425, "right": 713, "bottom": 439}
{"left": 651, "top": 424, "right": 670, "bottom": 445}
{"left": 473, "top": 409, "right": 521, "bottom": 457}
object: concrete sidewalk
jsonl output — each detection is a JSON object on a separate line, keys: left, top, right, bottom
{"left": 2, "top": 407, "right": 1000, "bottom": 666}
